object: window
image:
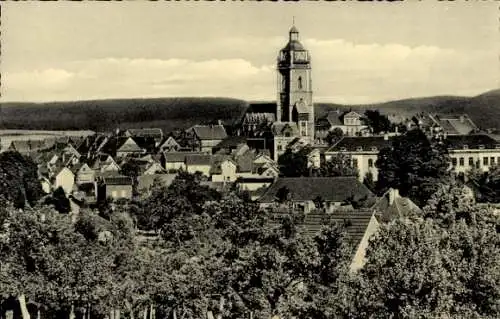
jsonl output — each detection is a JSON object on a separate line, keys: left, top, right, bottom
{"left": 469, "top": 157, "right": 474, "bottom": 166}
{"left": 368, "top": 159, "right": 373, "bottom": 168}
{"left": 301, "top": 131, "right": 306, "bottom": 136}
{"left": 121, "top": 190, "right": 127, "bottom": 198}
{"left": 352, "top": 158, "right": 358, "bottom": 168}
{"left": 285, "top": 132, "right": 291, "bottom": 137}
{"left": 491, "top": 157, "right": 495, "bottom": 165}
{"left": 277, "top": 145, "right": 283, "bottom": 151}
{"left": 498, "top": 157, "right": 500, "bottom": 164}
{"left": 301, "top": 121, "right": 306, "bottom": 127}
{"left": 483, "top": 157, "right": 489, "bottom": 166}
{"left": 459, "top": 157, "right": 464, "bottom": 166}
{"left": 111, "top": 190, "right": 117, "bottom": 198}
{"left": 298, "top": 76, "right": 303, "bottom": 90}
{"left": 452, "top": 158, "right": 457, "bottom": 166}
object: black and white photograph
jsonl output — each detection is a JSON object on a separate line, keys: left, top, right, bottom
{"left": 0, "top": 1, "right": 499, "bottom": 318}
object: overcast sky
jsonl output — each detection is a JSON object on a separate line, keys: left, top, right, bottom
{"left": 2, "top": 2, "right": 498, "bottom": 104}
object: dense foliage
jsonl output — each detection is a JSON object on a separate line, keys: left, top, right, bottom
{"left": 376, "top": 129, "right": 451, "bottom": 207}
{"left": 363, "top": 110, "right": 392, "bottom": 134}
{"left": 467, "top": 164, "right": 500, "bottom": 203}
{"left": 0, "top": 151, "right": 43, "bottom": 208}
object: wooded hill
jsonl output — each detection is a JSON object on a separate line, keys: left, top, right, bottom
{"left": 1, "top": 89, "right": 499, "bottom": 132}
{"left": 0, "top": 97, "right": 249, "bottom": 133}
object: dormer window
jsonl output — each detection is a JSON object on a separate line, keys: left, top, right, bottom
{"left": 478, "top": 144, "right": 485, "bottom": 150}
{"left": 340, "top": 147, "right": 347, "bottom": 152}
{"left": 495, "top": 144, "right": 500, "bottom": 149}
{"left": 371, "top": 146, "right": 378, "bottom": 151}
{"left": 356, "top": 146, "right": 363, "bottom": 152}
{"left": 298, "top": 76, "right": 303, "bottom": 90}
{"left": 462, "top": 144, "right": 469, "bottom": 149}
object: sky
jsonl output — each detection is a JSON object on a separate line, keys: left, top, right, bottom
{"left": 1, "top": 1, "right": 499, "bottom": 104}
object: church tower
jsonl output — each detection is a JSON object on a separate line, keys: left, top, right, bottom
{"left": 276, "top": 25, "right": 315, "bottom": 139}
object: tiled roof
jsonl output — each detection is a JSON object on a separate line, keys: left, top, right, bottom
{"left": 191, "top": 125, "right": 227, "bottom": 140}
{"left": 327, "top": 136, "right": 393, "bottom": 152}
{"left": 444, "top": 134, "right": 500, "bottom": 150}
{"left": 163, "top": 151, "right": 205, "bottom": 163}
{"left": 102, "top": 175, "right": 133, "bottom": 186}
{"left": 215, "top": 136, "right": 248, "bottom": 150}
{"left": 9, "top": 140, "right": 50, "bottom": 153}
{"left": 271, "top": 122, "right": 299, "bottom": 136}
{"left": 344, "top": 111, "right": 362, "bottom": 119}
{"left": 269, "top": 210, "right": 374, "bottom": 247}
{"left": 259, "top": 177, "right": 373, "bottom": 203}
{"left": 235, "top": 151, "right": 255, "bottom": 173}
{"left": 327, "top": 111, "right": 343, "bottom": 126}
{"left": 126, "top": 128, "right": 163, "bottom": 139}
{"left": 185, "top": 154, "right": 212, "bottom": 166}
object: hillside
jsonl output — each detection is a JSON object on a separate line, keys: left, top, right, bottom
{"left": 0, "top": 97, "right": 249, "bottom": 133}
{"left": 1, "top": 89, "right": 499, "bottom": 133}
{"left": 312, "top": 89, "right": 500, "bottom": 130}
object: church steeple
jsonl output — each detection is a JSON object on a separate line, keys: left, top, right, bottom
{"left": 275, "top": 24, "right": 314, "bottom": 139}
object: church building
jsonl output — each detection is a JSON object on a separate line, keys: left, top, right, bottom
{"left": 241, "top": 25, "right": 316, "bottom": 161}
{"left": 272, "top": 25, "right": 315, "bottom": 160}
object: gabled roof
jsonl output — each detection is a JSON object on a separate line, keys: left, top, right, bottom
{"left": 9, "top": 140, "right": 50, "bottom": 153}
{"left": 269, "top": 210, "right": 375, "bottom": 247}
{"left": 444, "top": 134, "right": 499, "bottom": 150}
{"left": 125, "top": 128, "right": 163, "bottom": 139}
{"left": 259, "top": 177, "right": 373, "bottom": 203}
{"left": 190, "top": 125, "right": 228, "bottom": 140}
{"left": 159, "top": 136, "right": 180, "bottom": 149}
{"left": 344, "top": 111, "right": 362, "bottom": 119}
{"left": 327, "top": 136, "right": 393, "bottom": 152}
{"left": 117, "top": 137, "right": 144, "bottom": 153}
{"left": 102, "top": 175, "right": 133, "bottom": 186}
{"left": 372, "top": 189, "right": 422, "bottom": 223}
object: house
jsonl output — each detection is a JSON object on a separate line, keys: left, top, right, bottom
{"left": 213, "top": 136, "right": 248, "bottom": 154}
{"left": 444, "top": 134, "right": 500, "bottom": 174}
{"left": 125, "top": 128, "right": 164, "bottom": 146}
{"left": 162, "top": 151, "right": 206, "bottom": 171}
{"left": 116, "top": 137, "right": 146, "bottom": 158}
{"left": 40, "top": 176, "right": 52, "bottom": 194}
{"left": 142, "top": 162, "right": 164, "bottom": 175}
{"left": 74, "top": 182, "right": 97, "bottom": 204}
{"left": 8, "top": 139, "right": 51, "bottom": 155}
{"left": 236, "top": 177, "right": 275, "bottom": 200}
{"left": 272, "top": 122, "right": 300, "bottom": 161}
{"left": 97, "top": 174, "right": 133, "bottom": 201}
{"left": 185, "top": 154, "right": 213, "bottom": 176}
{"left": 325, "top": 136, "right": 394, "bottom": 182}
{"left": 428, "top": 113, "right": 478, "bottom": 136}
{"left": 90, "top": 155, "right": 120, "bottom": 173}
{"left": 371, "top": 188, "right": 422, "bottom": 223}
{"left": 158, "top": 136, "right": 181, "bottom": 152}
{"left": 211, "top": 158, "right": 238, "bottom": 182}
{"left": 187, "top": 124, "right": 228, "bottom": 153}
{"left": 72, "top": 163, "right": 95, "bottom": 184}
{"left": 325, "top": 110, "right": 370, "bottom": 137}
{"left": 258, "top": 177, "right": 374, "bottom": 213}
{"left": 268, "top": 208, "right": 379, "bottom": 272}
{"left": 52, "top": 167, "right": 75, "bottom": 194}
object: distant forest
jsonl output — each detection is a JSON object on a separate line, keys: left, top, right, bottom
{"left": 1, "top": 89, "right": 499, "bottom": 133}
{"left": 0, "top": 97, "right": 249, "bottom": 133}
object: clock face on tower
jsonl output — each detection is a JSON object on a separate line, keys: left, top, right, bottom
{"left": 294, "top": 51, "right": 307, "bottom": 62}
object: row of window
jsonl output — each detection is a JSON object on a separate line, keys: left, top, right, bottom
{"left": 351, "top": 158, "right": 374, "bottom": 168}
{"left": 451, "top": 156, "right": 500, "bottom": 167}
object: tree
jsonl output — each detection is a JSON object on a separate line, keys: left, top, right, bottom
{"left": 120, "top": 161, "right": 142, "bottom": 196}
{"left": 349, "top": 184, "right": 500, "bottom": 318}
{"left": 326, "top": 128, "right": 344, "bottom": 146}
{"left": 277, "top": 149, "right": 309, "bottom": 177}
{"left": 317, "top": 154, "right": 358, "bottom": 178}
{"left": 363, "top": 110, "right": 392, "bottom": 134}
{"left": 0, "top": 151, "right": 43, "bottom": 208}
{"left": 45, "top": 187, "right": 71, "bottom": 214}
{"left": 467, "top": 164, "right": 500, "bottom": 203}
{"left": 376, "top": 129, "right": 451, "bottom": 207}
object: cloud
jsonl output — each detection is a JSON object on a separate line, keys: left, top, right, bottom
{"left": 2, "top": 37, "right": 498, "bottom": 103}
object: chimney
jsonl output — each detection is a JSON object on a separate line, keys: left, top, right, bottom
{"left": 383, "top": 133, "right": 389, "bottom": 141}
{"left": 389, "top": 188, "right": 399, "bottom": 205}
